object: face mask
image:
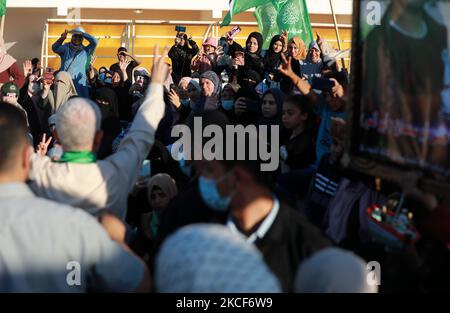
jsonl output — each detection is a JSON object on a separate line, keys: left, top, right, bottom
{"left": 99, "top": 73, "right": 106, "bottom": 81}
{"left": 198, "top": 172, "right": 233, "bottom": 212}
{"left": 221, "top": 100, "right": 234, "bottom": 111}
{"left": 180, "top": 98, "right": 191, "bottom": 107}
{"left": 104, "top": 77, "right": 112, "bottom": 85}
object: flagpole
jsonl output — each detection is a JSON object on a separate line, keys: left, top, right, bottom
{"left": 329, "top": 0, "right": 346, "bottom": 70}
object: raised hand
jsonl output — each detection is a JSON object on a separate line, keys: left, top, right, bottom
{"left": 61, "top": 29, "right": 69, "bottom": 40}
{"left": 36, "top": 133, "right": 53, "bottom": 156}
{"left": 316, "top": 31, "right": 323, "bottom": 45}
{"left": 168, "top": 88, "right": 181, "bottom": 109}
{"left": 151, "top": 45, "right": 170, "bottom": 85}
{"left": 23, "top": 60, "right": 32, "bottom": 77}
{"left": 278, "top": 53, "right": 294, "bottom": 78}
{"left": 119, "top": 59, "right": 131, "bottom": 72}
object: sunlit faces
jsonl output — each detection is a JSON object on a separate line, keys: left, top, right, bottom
{"left": 272, "top": 40, "right": 283, "bottom": 54}
{"left": 247, "top": 37, "right": 259, "bottom": 54}
{"left": 288, "top": 43, "right": 299, "bottom": 58}
{"left": 262, "top": 93, "right": 278, "bottom": 119}
{"left": 309, "top": 47, "right": 321, "bottom": 64}
{"left": 282, "top": 101, "right": 308, "bottom": 130}
{"left": 200, "top": 78, "right": 215, "bottom": 97}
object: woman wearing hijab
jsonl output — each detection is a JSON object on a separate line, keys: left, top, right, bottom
{"left": 280, "top": 36, "right": 307, "bottom": 94}
{"left": 41, "top": 71, "right": 78, "bottom": 114}
{"left": 263, "top": 35, "right": 284, "bottom": 84}
{"left": 190, "top": 70, "right": 222, "bottom": 114}
{"left": 0, "top": 36, "right": 25, "bottom": 89}
{"left": 92, "top": 87, "right": 121, "bottom": 159}
{"left": 141, "top": 174, "right": 178, "bottom": 241}
{"left": 168, "top": 32, "right": 199, "bottom": 84}
{"left": 231, "top": 32, "right": 265, "bottom": 88}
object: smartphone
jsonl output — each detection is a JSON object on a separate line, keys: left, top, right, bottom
{"left": 44, "top": 67, "right": 55, "bottom": 84}
{"left": 311, "top": 77, "right": 335, "bottom": 92}
{"left": 228, "top": 26, "right": 241, "bottom": 39}
{"left": 175, "top": 25, "right": 187, "bottom": 33}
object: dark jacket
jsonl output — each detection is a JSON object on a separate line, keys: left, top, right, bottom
{"left": 169, "top": 39, "right": 199, "bottom": 84}
{"left": 255, "top": 202, "right": 330, "bottom": 292}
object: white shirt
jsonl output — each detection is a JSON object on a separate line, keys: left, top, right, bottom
{"left": 0, "top": 183, "right": 144, "bottom": 292}
{"left": 28, "top": 83, "right": 165, "bottom": 220}
{"left": 226, "top": 197, "right": 280, "bottom": 243}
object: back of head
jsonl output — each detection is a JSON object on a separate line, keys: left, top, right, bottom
{"left": 294, "top": 247, "right": 378, "bottom": 293}
{"left": 56, "top": 98, "right": 101, "bottom": 151}
{"left": 155, "top": 224, "right": 281, "bottom": 293}
{"left": 0, "top": 103, "right": 29, "bottom": 172}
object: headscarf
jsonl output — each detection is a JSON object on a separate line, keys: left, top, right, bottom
{"left": 188, "top": 78, "right": 201, "bottom": 93}
{"left": 0, "top": 36, "right": 17, "bottom": 73}
{"left": 146, "top": 173, "right": 178, "bottom": 205}
{"left": 155, "top": 224, "right": 281, "bottom": 293}
{"left": 200, "top": 70, "right": 221, "bottom": 97}
{"left": 289, "top": 36, "right": 308, "bottom": 61}
{"left": 92, "top": 87, "right": 119, "bottom": 119}
{"left": 294, "top": 248, "right": 378, "bottom": 293}
{"left": 49, "top": 71, "right": 78, "bottom": 113}
{"left": 246, "top": 32, "right": 263, "bottom": 56}
{"left": 259, "top": 88, "right": 285, "bottom": 126}
{"left": 264, "top": 35, "right": 284, "bottom": 71}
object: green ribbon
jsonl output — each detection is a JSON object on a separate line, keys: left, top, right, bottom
{"left": 57, "top": 151, "right": 97, "bottom": 164}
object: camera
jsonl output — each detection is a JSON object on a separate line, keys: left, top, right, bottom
{"left": 175, "top": 25, "right": 186, "bottom": 33}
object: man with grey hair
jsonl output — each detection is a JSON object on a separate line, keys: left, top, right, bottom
{"left": 28, "top": 46, "right": 170, "bottom": 220}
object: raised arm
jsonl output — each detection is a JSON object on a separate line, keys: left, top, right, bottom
{"left": 278, "top": 53, "right": 318, "bottom": 103}
{"left": 83, "top": 32, "right": 99, "bottom": 54}
{"left": 52, "top": 29, "right": 69, "bottom": 55}
{"left": 106, "top": 46, "right": 169, "bottom": 194}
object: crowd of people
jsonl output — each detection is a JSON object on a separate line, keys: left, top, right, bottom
{"left": 0, "top": 22, "right": 449, "bottom": 293}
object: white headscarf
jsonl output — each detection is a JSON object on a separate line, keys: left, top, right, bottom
{"left": 294, "top": 247, "right": 378, "bottom": 293}
{"left": 155, "top": 224, "right": 281, "bottom": 293}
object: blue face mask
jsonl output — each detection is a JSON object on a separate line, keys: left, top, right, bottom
{"left": 99, "top": 73, "right": 106, "bottom": 81}
{"left": 221, "top": 100, "right": 234, "bottom": 111}
{"left": 180, "top": 98, "right": 191, "bottom": 107}
{"left": 104, "top": 77, "right": 112, "bottom": 85}
{"left": 198, "top": 173, "right": 233, "bottom": 212}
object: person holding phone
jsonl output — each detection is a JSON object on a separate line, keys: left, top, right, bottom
{"left": 52, "top": 27, "right": 98, "bottom": 98}
{"left": 168, "top": 31, "right": 199, "bottom": 84}
{"left": 230, "top": 32, "right": 265, "bottom": 88}
{"left": 110, "top": 47, "right": 141, "bottom": 84}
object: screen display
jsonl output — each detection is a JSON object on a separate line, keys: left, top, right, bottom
{"left": 357, "top": 0, "right": 450, "bottom": 178}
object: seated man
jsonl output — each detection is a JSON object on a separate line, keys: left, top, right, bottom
{"left": 28, "top": 46, "right": 170, "bottom": 220}
{"left": 0, "top": 103, "right": 150, "bottom": 292}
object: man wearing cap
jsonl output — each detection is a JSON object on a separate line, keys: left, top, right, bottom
{"left": 1, "top": 81, "right": 28, "bottom": 126}
{"left": 0, "top": 103, "right": 150, "bottom": 292}
{"left": 52, "top": 27, "right": 98, "bottom": 98}
{"left": 28, "top": 47, "right": 170, "bottom": 221}
{"left": 110, "top": 47, "right": 141, "bottom": 84}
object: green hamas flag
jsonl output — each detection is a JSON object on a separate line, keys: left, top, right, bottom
{"left": 274, "top": 0, "right": 313, "bottom": 47}
{"left": 221, "top": 0, "right": 271, "bottom": 26}
{"left": 0, "top": 0, "right": 7, "bottom": 17}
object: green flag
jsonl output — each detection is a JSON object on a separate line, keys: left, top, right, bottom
{"left": 221, "top": 0, "right": 271, "bottom": 26}
{"left": 273, "top": 0, "right": 313, "bottom": 47}
{"left": 0, "top": 0, "right": 7, "bottom": 17}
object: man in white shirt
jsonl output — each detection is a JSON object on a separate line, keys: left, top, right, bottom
{"left": 28, "top": 46, "right": 170, "bottom": 220}
{"left": 0, "top": 103, "right": 150, "bottom": 292}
